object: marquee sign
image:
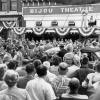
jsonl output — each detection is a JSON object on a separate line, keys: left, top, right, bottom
{"left": 23, "top": 4, "right": 100, "bottom": 15}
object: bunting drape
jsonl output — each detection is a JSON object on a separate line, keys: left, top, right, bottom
{"left": 55, "top": 27, "right": 70, "bottom": 36}
{"left": 13, "top": 27, "right": 26, "bottom": 35}
{"left": 2, "top": 21, "right": 16, "bottom": 28}
{"left": 0, "top": 26, "right": 100, "bottom": 36}
{"left": 32, "top": 27, "right": 45, "bottom": 35}
{"left": 78, "top": 27, "right": 95, "bottom": 36}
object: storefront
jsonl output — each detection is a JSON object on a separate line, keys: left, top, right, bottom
{"left": 21, "top": 3, "right": 100, "bottom": 40}
{"left": 0, "top": 11, "right": 26, "bottom": 40}
{"left": 0, "top": 2, "right": 98, "bottom": 41}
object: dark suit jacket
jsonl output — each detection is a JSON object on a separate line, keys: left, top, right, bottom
{"left": 57, "top": 48, "right": 67, "bottom": 59}
{"left": 17, "top": 75, "right": 34, "bottom": 89}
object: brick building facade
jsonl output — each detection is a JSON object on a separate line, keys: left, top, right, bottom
{"left": 0, "top": 0, "right": 26, "bottom": 39}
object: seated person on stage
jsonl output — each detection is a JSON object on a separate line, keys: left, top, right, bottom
{"left": 61, "top": 78, "right": 88, "bottom": 100}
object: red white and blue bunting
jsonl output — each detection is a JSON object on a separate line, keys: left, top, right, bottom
{"left": 55, "top": 27, "right": 70, "bottom": 36}
{"left": 0, "top": 27, "right": 3, "bottom": 32}
{"left": 1, "top": 26, "right": 100, "bottom": 36}
{"left": 32, "top": 27, "right": 45, "bottom": 35}
{"left": 13, "top": 27, "right": 26, "bottom": 35}
{"left": 2, "top": 21, "right": 16, "bottom": 28}
{"left": 78, "top": 27, "right": 95, "bottom": 36}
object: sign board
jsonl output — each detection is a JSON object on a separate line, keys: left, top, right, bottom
{"left": 23, "top": 4, "right": 100, "bottom": 15}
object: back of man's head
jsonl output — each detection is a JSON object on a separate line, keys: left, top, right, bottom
{"left": 3, "top": 70, "right": 19, "bottom": 88}
{"left": 25, "top": 63, "right": 34, "bottom": 74}
{"left": 33, "top": 59, "right": 42, "bottom": 70}
{"left": 58, "top": 62, "right": 68, "bottom": 75}
{"left": 69, "top": 78, "right": 80, "bottom": 94}
{"left": 36, "top": 64, "right": 47, "bottom": 77}
{"left": 7, "top": 60, "right": 18, "bottom": 70}
{"left": 81, "top": 57, "right": 89, "bottom": 65}
{"left": 43, "top": 61, "right": 50, "bottom": 70}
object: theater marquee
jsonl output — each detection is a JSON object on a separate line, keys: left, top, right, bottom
{"left": 23, "top": 4, "right": 100, "bottom": 15}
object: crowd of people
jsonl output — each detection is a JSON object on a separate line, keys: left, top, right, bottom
{"left": 0, "top": 36, "right": 100, "bottom": 100}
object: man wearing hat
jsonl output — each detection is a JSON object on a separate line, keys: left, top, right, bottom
{"left": 51, "top": 62, "right": 71, "bottom": 97}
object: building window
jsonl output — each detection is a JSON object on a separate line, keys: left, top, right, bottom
{"left": 10, "top": 0, "right": 17, "bottom": 11}
{"left": 36, "top": 21, "right": 42, "bottom": 26}
{"left": 1, "top": 0, "right": 7, "bottom": 11}
{"left": 68, "top": 21, "right": 75, "bottom": 27}
{"left": 51, "top": 20, "right": 58, "bottom": 27}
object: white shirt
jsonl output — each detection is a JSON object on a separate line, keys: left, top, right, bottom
{"left": 26, "top": 77, "right": 56, "bottom": 100}
{"left": 47, "top": 70, "right": 57, "bottom": 82}
{"left": 87, "top": 72, "right": 100, "bottom": 89}
{"left": 0, "top": 86, "right": 31, "bottom": 100}
{"left": 87, "top": 72, "right": 100, "bottom": 83}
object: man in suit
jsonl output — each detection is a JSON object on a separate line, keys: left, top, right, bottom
{"left": 57, "top": 43, "right": 67, "bottom": 59}
{"left": 17, "top": 63, "right": 35, "bottom": 88}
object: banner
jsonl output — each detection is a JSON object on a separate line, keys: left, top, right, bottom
{"left": 23, "top": 4, "right": 100, "bottom": 15}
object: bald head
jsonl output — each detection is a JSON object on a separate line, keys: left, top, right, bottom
{"left": 69, "top": 78, "right": 80, "bottom": 93}
{"left": 70, "top": 78, "right": 80, "bottom": 85}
